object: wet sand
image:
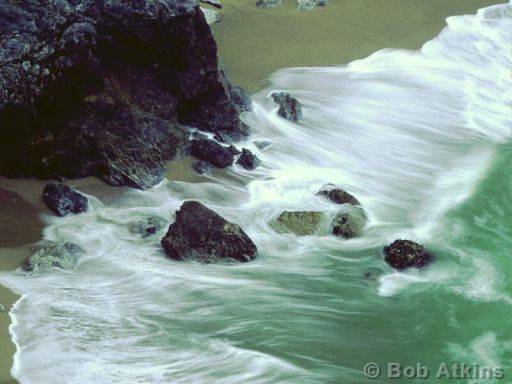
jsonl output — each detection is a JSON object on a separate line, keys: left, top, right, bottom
{"left": 0, "top": 0, "right": 502, "bottom": 382}
{"left": 212, "top": 0, "right": 501, "bottom": 93}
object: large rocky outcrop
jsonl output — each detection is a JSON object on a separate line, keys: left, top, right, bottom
{"left": 161, "top": 201, "right": 257, "bottom": 263}
{"left": 0, "top": 0, "right": 250, "bottom": 189}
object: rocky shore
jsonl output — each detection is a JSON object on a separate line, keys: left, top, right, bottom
{"left": 0, "top": 0, "right": 250, "bottom": 189}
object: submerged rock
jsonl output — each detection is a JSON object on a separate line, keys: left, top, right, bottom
{"left": 43, "top": 183, "right": 88, "bottom": 217}
{"left": 384, "top": 239, "right": 433, "bottom": 270}
{"left": 271, "top": 92, "right": 303, "bottom": 121}
{"left": 331, "top": 206, "right": 367, "bottom": 239}
{"left": 200, "top": 7, "right": 221, "bottom": 25}
{"left": 192, "top": 160, "right": 214, "bottom": 175}
{"left": 0, "top": 0, "right": 248, "bottom": 189}
{"left": 317, "top": 186, "right": 361, "bottom": 206}
{"left": 22, "top": 241, "right": 84, "bottom": 272}
{"left": 271, "top": 211, "right": 324, "bottom": 236}
{"left": 236, "top": 148, "right": 261, "bottom": 170}
{"left": 254, "top": 140, "right": 272, "bottom": 150}
{"left": 191, "top": 139, "right": 234, "bottom": 168}
{"left": 128, "top": 217, "right": 165, "bottom": 238}
{"left": 256, "top": 0, "right": 282, "bottom": 9}
{"left": 161, "top": 201, "right": 257, "bottom": 263}
{"left": 296, "top": 0, "right": 328, "bottom": 11}
{"left": 200, "top": 0, "right": 222, "bottom": 8}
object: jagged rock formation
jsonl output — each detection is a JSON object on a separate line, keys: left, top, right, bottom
{"left": 161, "top": 201, "right": 257, "bottom": 263}
{"left": 0, "top": 0, "right": 250, "bottom": 189}
{"left": 271, "top": 92, "right": 303, "bottom": 121}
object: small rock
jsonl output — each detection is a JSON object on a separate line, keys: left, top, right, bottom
{"left": 331, "top": 206, "right": 367, "bottom": 239}
{"left": 271, "top": 92, "right": 303, "bottom": 121}
{"left": 317, "top": 186, "right": 360, "bottom": 206}
{"left": 42, "top": 183, "right": 88, "bottom": 217}
{"left": 254, "top": 140, "right": 272, "bottom": 150}
{"left": 384, "top": 239, "right": 433, "bottom": 270}
{"left": 161, "top": 201, "right": 257, "bottom": 263}
{"left": 256, "top": 0, "right": 282, "bottom": 9}
{"left": 271, "top": 211, "right": 324, "bottom": 236}
{"left": 228, "top": 145, "right": 241, "bottom": 155}
{"left": 200, "top": 7, "right": 221, "bottom": 25}
{"left": 0, "top": 304, "right": 5, "bottom": 313}
{"left": 128, "top": 217, "right": 165, "bottom": 238}
{"left": 200, "top": 0, "right": 222, "bottom": 9}
{"left": 296, "top": 0, "right": 328, "bottom": 11}
{"left": 22, "top": 241, "right": 84, "bottom": 272}
{"left": 192, "top": 160, "right": 214, "bottom": 175}
{"left": 236, "top": 148, "right": 261, "bottom": 170}
{"left": 191, "top": 139, "right": 234, "bottom": 168}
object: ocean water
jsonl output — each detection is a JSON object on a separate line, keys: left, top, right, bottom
{"left": 1, "top": 2, "right": 511, "bottom": 383}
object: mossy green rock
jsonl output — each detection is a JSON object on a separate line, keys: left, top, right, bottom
{"left": 271, "top": 211, "right": 324, "bottom": 236}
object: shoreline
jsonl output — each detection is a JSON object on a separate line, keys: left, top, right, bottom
{"left": 0, "top": 0, "right": 502, "bottom": 382}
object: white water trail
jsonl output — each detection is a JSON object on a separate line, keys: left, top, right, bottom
{"left": 1, "top": 2, "right": 511, "bottom": 383}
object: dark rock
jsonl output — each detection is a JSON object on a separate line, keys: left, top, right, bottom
{"left": 317, "top": 186, "right": 361, "bottom": 206}
{"left": 256, "top": 0, "right": 282, "bottom": 9}
{"left": 22, "top": 241, "right": 84, "bottom": 272}
{"left": 271, "top": 211, "right": 324, "bottom": 236}
{"left": 228, "top": 145, "right": 241, "bottom": 155}
{"left": 0, "top": 0, "right": 248, "bottom": 189}
{"left": 331, "top": 206, "right": 366, "bottom": 239}
{"left": 271, "top": 92, "right": 303, "bottom": 121}
{"left": 43, "top": 182, "right": 88, "bottom": 216}
{"left": 236, "top": 148, "right": 261, "bottom": 170}
{"left": 384, "top": 239, "right": 433, "bottom": 270}
{"left": 191, "top": 139, "right": 234, "bottom": 168}
{"left": 128, "top": 217, "right": 165, "bottom": 238}
{"left": 161, "top": 201, "right": 257, "bottom": 263}
{"left": 296, "top": 0, "right": 328, "bottom": 11}
{"left": 200, "top": 0, "right": 222, "bottom": 9}
{"left": 192, "top": 160, "right": 214, "bottom": 174}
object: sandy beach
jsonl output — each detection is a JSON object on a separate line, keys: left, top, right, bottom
{"left": 0, "top": 0, "right": 501, "bottom": 382}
